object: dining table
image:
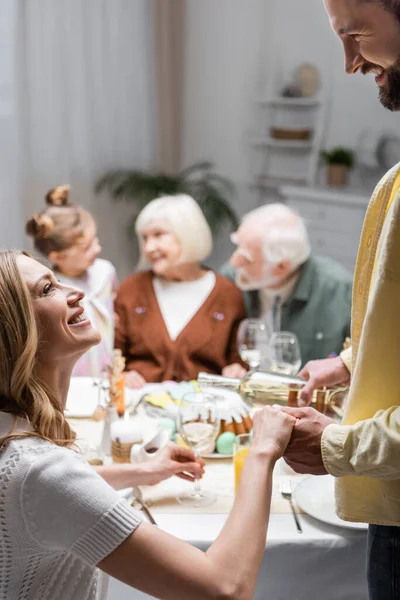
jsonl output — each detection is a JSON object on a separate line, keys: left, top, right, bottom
{"left": 67, "top": 379, "right": 369, "bottom": 600}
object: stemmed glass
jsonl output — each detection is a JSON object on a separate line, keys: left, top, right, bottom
{"left": 237, "top": 318, "right": 270, "bottom": 369}
{"left": 269, "top": 331, "right": 302, "bottom": 376}
{"left": 177, "top": 392, "right": 220, "bottom": 507}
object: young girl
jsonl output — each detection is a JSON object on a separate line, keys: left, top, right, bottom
{"left": 0, "top": 249, "right": 295, "bottom": 600}
{"left": 26, "top": 185, "right": 116, "bottom": 377}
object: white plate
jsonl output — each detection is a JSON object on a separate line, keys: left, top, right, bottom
{"left": 202, "top": 452, "right": 233, "bottom": 459}
{"left": 65, "top": 377, "right": 135, "bottom": 418}
{"left": 201, "top": 387, "right": 243, "bottom": 404}
{"left": 295, "top": 475, "right": 368, "bottom": 530}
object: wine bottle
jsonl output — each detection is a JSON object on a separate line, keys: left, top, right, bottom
{"left": 198, "top": 370, "right": 346, "bottom": 415}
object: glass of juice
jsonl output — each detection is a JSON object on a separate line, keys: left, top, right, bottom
{"left": 234, "top": 433, "right": 252, "bottom": 492}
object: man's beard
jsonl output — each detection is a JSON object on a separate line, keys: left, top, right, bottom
{"left": 362, "top": 60, "right": 400, "bottom": 111}
{"left": 235, "top": 268, "right": 283, "bottom": 291}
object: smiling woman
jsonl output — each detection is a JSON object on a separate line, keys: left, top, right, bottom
{"left": 26, "top": 185, "right": 118, "bottom": 377}
{"left": 0, "top": 247, "right": 296, "bottom": 600}
{"left": 115, "top": 194, "right": 248, "bottom": 387}
{"left": 18, "top": 254, "right": 101, "bottom": 369}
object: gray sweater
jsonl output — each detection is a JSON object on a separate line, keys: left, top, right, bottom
{"left": 0, "top": 412, "right": 142, "bottom": 600}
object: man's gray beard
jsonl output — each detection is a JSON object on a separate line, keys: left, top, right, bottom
{"left": 235, "top": 269, "right": 282, "bottom": 291}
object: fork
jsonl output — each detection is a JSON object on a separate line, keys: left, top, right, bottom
{"left": 131, "top": 486, "right": 158, "bottom": 526}
{"left": 280, "top": 481, "right": 302, "bottom": 534}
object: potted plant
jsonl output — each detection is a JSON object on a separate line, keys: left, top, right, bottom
{"left": 95, "top": 161, "right": 238, "bottom": 239}
{"left": 321, "top": 147, "right": 355, "bottom": 186}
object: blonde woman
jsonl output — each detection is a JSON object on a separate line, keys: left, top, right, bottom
{"left": 115, "top": 194, "right": 246, "bottom": 388}
{"left": 0, "top": 249, "right": 294, "bottom": 599}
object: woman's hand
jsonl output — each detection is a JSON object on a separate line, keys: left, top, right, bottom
{"left": 124, "top": 370, "right": 147, "bottom": 389}
{"left": 144, "top": 443, "right": 205, "bottom": 486}
{"left": 95, "top": 443, "right": 205, "bottom": 489}
{"left": 222, "top": 363, "right": 247, "bottom": 378}
{"left": 251, "top": 406, "right": 296, "bottom": 462}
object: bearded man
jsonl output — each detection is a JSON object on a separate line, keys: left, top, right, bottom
{"left": 221, "top": 203, "right": 352, "bottom": 372}
{"left": 277, "top": 2, "right": 400, "bottom": 598}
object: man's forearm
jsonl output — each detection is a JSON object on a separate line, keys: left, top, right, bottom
{"left": 322, "top": 406, "right": 400, "bottom": 479}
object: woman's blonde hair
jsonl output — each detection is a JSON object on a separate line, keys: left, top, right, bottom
{"left": 0, "top": 250, "right": 75, "bottom": 450}
{"left": 25, "top": 185, "right": 93, "bottom": 256}
{"left": 135, "top": 194, "right": 213, "bottom": 269}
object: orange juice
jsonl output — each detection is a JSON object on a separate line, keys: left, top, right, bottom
{"left": 234, "top": 446, "right": 250, "bottom": 491}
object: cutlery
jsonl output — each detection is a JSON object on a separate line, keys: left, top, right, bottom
{"left": 131, "top": 486, "right": 157, "bottom": 526}
{"left": 280, "top": 481, "right": 302, "bottom": 533}
{"left": 127, "top": 392, "right": 147, "bottom": 417}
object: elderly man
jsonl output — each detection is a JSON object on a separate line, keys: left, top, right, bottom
{"left": 221, "top": 203, "right": 352, "bottom": 366}
{"left": 278, "top": 1, "right": 400, "bottom": 598}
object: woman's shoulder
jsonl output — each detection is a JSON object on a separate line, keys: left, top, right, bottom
{"left": 118, "top": 270, "right": 152, "bottom": 292}
{"left": 0, "top": 436, "right": 87, "bottom": 494}
{"left": 3, "top": 436, "right": 86, "bottom": 466}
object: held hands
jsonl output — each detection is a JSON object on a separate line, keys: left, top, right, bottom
{"left": 222, "top": 363, "right": 247, "bottom": 378}
{"left": 251, "top": 406, "right": 296, "bottom": 462}
{"left": 297, "top": 356, "right": 350, "bottom": 406}
{"left": 124, "top": 370, "right": 147, "bottom": 389}
{"left": 142, "top": 442, "right": 205, "bottom": 486}
{"left": 276, "top": 406, "right": 335, "bottom": 475}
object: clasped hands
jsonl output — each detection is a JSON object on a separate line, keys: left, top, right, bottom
{"left": 275, "top": 355, "right": 350, "bottom": 475}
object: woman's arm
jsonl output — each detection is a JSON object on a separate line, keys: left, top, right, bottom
{"left": 98, "top": 407, "right": 295, "bottom": 600}
{"left": 94, "top": 443, "right": 204, "bottom": 489}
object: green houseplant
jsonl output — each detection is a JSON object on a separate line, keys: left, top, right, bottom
{"left": 321, "top": 147, "right": 355, "bottom": 186}
{"left": 95, "top": 161, "right": 239, "bottom": 239}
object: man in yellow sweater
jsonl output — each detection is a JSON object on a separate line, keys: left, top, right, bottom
{"left": 279, "top": 1, "right": 400, "bottom": 599}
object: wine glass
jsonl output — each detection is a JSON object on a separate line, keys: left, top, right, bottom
{"left": 237, "top": 318, "right": 270, "bottom": 369}
{"left": 269, "top": 331, "right": 302, "bottom": 376}
{"left": 177, "top": 392, "right": 220, "bottom": 507}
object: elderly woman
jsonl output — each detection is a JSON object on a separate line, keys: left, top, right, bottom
{"left": 115, "top": 194, "right": 246, "bottom": 387}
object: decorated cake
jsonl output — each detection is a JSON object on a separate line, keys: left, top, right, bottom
{"left": 143, "top": 381, "right": 253, "bottom": 455}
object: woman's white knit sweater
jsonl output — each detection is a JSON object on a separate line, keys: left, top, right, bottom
{"left": 0, "top": 412, "right": 142, "bottom": 600}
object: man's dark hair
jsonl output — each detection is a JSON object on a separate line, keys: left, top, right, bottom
{"left": 377, "top": 0, "right": 400, "bottom": 21}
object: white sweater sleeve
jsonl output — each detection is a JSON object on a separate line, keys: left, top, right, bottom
{"left": 20, "top": 445, "right": 142, "bottom": 565}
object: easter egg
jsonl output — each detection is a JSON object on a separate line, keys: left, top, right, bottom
{"left": 216, "top": 431, "right": 236, "bottom": 455}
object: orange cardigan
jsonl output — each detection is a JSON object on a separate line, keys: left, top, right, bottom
{"left": 114, "top": 270, "right": 246, "bottom": 382}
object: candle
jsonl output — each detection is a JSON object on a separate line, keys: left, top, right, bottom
{"left": 110, "top": 420, "right": 143, "bottom": 444}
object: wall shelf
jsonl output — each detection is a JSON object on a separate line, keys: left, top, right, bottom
{"left": 250, "top": 87, "right": 326, "bottom": 195}
{"left": 250, "top": 136, "right": 313, "bottom": 150}
{"left": 256, "top": 97, "right": 321, "bottom": 108}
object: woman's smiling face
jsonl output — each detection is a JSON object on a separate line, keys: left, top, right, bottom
{"left": 17, "top": 254, "right": 101, "bottom": 365}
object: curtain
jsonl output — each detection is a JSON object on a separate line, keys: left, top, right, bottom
{"left": 152, "top": 0, "right": 186, "bottom": 174}
{"left": 15, "top": 0, "right": 155, "bottom": 277}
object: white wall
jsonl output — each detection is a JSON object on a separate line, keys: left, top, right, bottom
{"left": 182, "top": 0, "right": 400, "bottom": 266}
{"left": 182, "top": 0, "right": 273, "bottom": 266}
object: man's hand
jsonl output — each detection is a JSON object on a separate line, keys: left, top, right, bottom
{"left": 297, "top": 356, "right": 350, "bottom": 406}
{"left": 277, "top": 406, "right": 335, "bottom": 475}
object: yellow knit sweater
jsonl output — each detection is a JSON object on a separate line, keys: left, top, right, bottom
{"left": 322, "top": 163, "right": 400, "bottom": 525}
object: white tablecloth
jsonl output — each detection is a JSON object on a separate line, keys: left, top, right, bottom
{"left": 68, "top": 413, "right": 368, "bottom": 600}
{"left": 108, "top": 511, "right": 368, "bottom": 600}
